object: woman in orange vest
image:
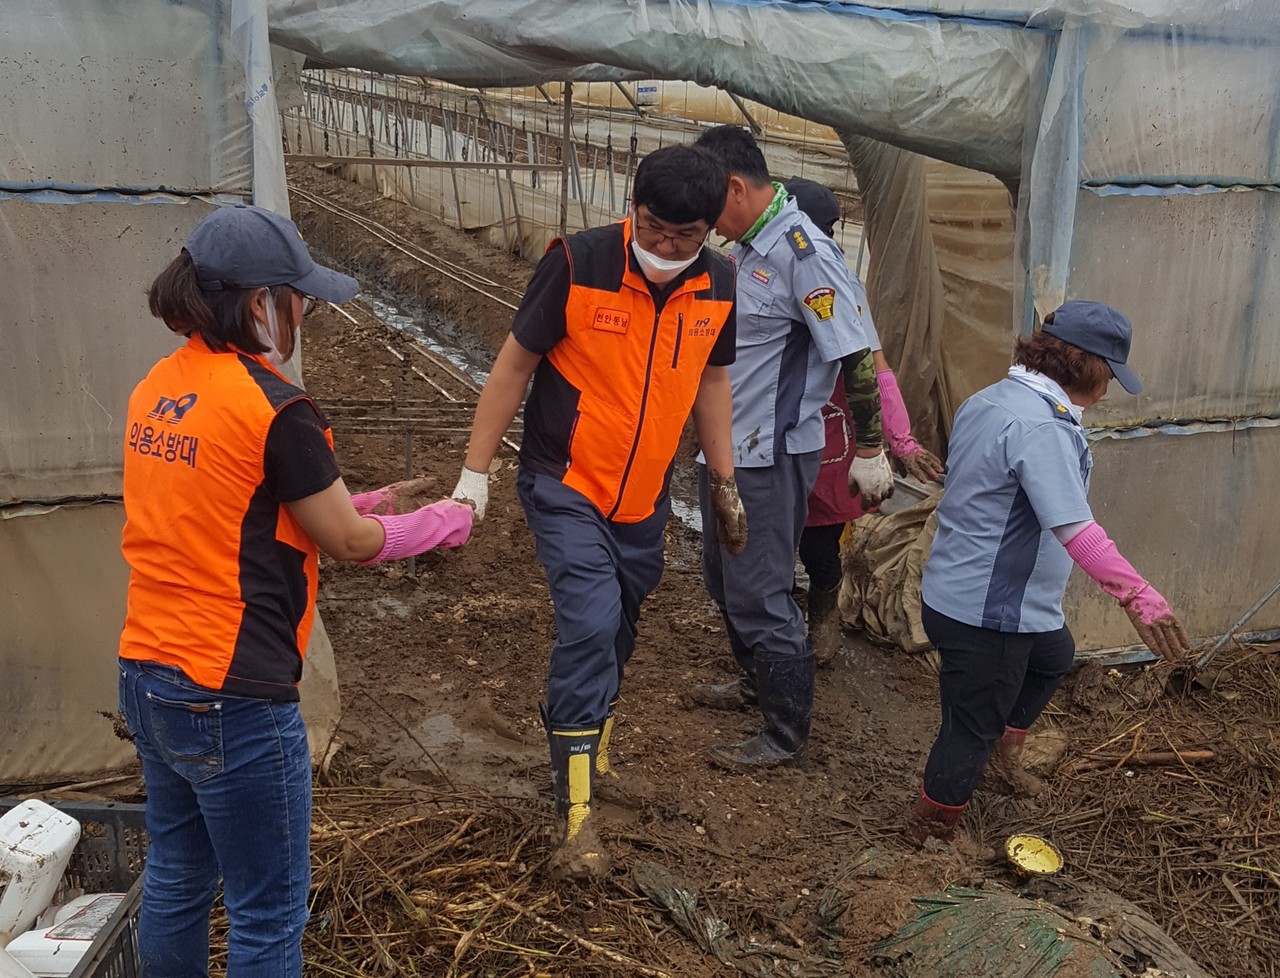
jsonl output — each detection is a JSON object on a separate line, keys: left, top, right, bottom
{"left": 118, "top": 204, "right": 473, "bottom": 978}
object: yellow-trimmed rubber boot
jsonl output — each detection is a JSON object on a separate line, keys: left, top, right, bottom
{"left": 596, "top": 700, "right": 620, "bottom": 785}
{"left": 547, "top": 723, "right": 610, "bottom": 880}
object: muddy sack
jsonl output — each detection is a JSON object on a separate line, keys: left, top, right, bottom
{"left": 838, "top": 492, "right": 940, "bottom": 653}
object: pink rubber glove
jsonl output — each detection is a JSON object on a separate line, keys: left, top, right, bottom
{"left": 1064, "top": 521, "right": 1191, "bottom": 660}
{"left": 349, "top": 488, "right": 392, "bottom": 516}
{"left": 360, "top": 499, "right": 473, "bottom": 565}
{"left": 876, "top": 370, "right": 944, "bottom": 482}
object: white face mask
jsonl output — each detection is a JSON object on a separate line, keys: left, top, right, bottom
{"left": 254, "top": 293, "right": 288, "bottom": 366}
{"left": 630, "top": 218, "right": 704, "bottom": 284}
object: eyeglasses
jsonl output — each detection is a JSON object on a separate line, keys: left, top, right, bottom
{"left": 268, "top": 287, "right": 316, "bottom": 317}
{"left": 632, "top": 209, "right": 708, "bottom": 258}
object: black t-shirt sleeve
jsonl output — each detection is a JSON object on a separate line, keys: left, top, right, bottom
{"left": 708, "top": 296, "right": 738, "bottom": 366}
{"left": 509, "top": 245, "right": 571, "bottom": 355}
{"left": 264, "top": 400, "right": 341, "bottom": 503}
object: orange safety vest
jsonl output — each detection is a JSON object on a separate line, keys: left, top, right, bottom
{"left": 118, "top": 336, "right": 331, "bottom": 700}
{"left": 534, "top": 221, "right": 735, "bottom": 523}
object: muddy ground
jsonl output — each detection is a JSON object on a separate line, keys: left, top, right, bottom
{"left": 288, "top": 163, "right": 1279, "bottom": 977}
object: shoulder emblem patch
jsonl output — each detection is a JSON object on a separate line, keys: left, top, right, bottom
{"left": 803, "top": 287, "right": 836, "bottom": 322}
{"left": 787, "top": 225, "right": 815, "bottom": 259}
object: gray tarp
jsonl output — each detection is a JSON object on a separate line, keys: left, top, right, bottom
{"left": 2, "top": 0, "right": 340, "bottom": 783}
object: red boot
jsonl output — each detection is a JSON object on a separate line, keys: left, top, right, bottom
{"left": 907, "top": 787, "right": 966, "bottom": 845}
{"left": 988, "top": 726, "right": 1044, "bottom": 797}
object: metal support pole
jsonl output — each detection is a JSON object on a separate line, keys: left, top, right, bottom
{"left": 613, "top": 81, "right": 645, "bottom": 116}
{"left": 728, "top": 92, "right": 763, "bottom": 135}
{"left": 559, "top": 82, "right": 573, "bottom": 237}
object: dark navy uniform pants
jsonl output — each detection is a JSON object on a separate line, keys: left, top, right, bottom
{"left": 699, "top": 451, "right": 821, "bottom": 669}
{"left": 921, "top": 602, "right": 1076, "bottom": 807}
{"left": 518, "top": 468, "right": 669, "bottom": 729}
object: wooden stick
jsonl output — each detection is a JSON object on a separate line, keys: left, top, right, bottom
{"left": 477, "top": 883, "right": 673, "bottom": 978}
{"left": 1066, "top": 749, "right": 1215, "bottom": 774}
{"left": 42, "top": 774, "right": 138, "bottom": 794}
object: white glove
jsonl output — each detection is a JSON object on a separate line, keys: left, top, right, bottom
{"left": 848, "top": 450, "right": 895, "bottom": 508}
{"left": 452, "top": 466, "right": 490, "bottom": 520}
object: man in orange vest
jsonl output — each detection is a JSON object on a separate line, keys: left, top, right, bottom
{"left": 453, "top": 145, "right": 745, "bottom": 879}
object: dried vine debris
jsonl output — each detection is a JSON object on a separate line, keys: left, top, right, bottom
{"left": 983, "top": 645, "right": 1280, "bottom": 978}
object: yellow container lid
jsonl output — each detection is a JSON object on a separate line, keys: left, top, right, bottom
{"left": 1006, "top": 833, "right": 1064, "bottom": 877}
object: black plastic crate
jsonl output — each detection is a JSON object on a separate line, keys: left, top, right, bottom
{"left": 0, "top": 799, "right": 147, "bottom": 978}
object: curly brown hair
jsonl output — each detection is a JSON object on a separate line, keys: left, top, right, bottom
{"left": 1013, "top": 323, "right": 1113, "bottom": 398}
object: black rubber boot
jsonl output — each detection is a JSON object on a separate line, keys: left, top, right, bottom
{"left": 691, "top": 609, "right": 758, "bottom": 710}
{"left": 807, "top": 584, "right": 842, "bottom": 667}
{"left": 710, "top": 651, "right": 814, "bottom": 770}
{"left": 544, "top": 708, "right": 609, "bottom": 880}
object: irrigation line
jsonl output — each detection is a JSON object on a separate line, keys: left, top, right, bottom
{"left": 323, "top": 301, "right": 521, "bottom": 455}
{"left": 292, "top": 187, "right": 523, "bottom": 310}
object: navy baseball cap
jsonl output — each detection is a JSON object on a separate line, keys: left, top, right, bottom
{"left": 185, "top": 204, "right": 359, "bottom": 303}
{"left": 785, "top": 177, "right": 840, "bottom": 237}
{"left": 1043, "top": 300, "right": 1143, "bottom": 395}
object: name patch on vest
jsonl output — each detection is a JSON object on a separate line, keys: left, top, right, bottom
{"left": 592, "top": 307, "right": 631, "bottom": 333}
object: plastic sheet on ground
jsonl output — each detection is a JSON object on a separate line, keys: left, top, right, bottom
{"left": 838, "top": 493, "right": 940, "bottom": 655}
{"left": 869, "top": 885, "right": 1209, "bottom": 978}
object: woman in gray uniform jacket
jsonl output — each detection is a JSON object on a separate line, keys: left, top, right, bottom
{"left": 910, "top": 300, "right": 1191, "bottom": 843}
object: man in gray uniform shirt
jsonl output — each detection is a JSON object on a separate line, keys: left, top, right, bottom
{"left": 692, "top": 126, "right": 894, "bottom": 769}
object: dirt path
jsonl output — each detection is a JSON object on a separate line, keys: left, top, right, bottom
{"left": 291, "top": 163, "right": 1278, "bottom": 978}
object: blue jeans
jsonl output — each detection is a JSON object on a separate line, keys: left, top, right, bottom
{"left": 118, "top": 659, "right": 312, "bottom": 978}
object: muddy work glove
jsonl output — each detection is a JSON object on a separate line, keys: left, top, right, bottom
{"left": 708, "top": 470, "right": 748, "bottom": 557}
{"left": 451, "top": 466, "right": 489, "bottom": 520}
{"left": 1063, "top": 521, "right": 1191, "bottom": 660}
{"left": 848, "top": 450, "right": 895, "bottom": 508}
{"left": 349, "top": 478, "right": 435, "bottom": 517}
{"left": 877, "top": 370, "right": 944, "bottom": 483}
{"left": 360, "top": 500, "right": 474, "bottom": 566}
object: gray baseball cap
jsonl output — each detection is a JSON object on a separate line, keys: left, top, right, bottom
{"left": 185, "top": 204, "right": 359, "bottom": 303}
{"left": 1043, "top": 300, "right": 1143, "bottom": 395}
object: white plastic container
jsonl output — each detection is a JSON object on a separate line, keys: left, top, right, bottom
{"left": 0, "top": 802, "right": 80, "bottom": 945}
{"left": 5, "top": 894, "right": 125, "bottom": 978}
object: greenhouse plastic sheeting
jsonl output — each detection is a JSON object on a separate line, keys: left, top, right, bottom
{"left": 869, "top": 886, "right": 1195, "bottom": 977}
{"left": 270, "top": 0, "right": 1048, "bottom": 180}
{"left": 0, "top": 0, "right": 337, "bottom": 784}
{"left": 0, "top": 503, "right": 341, "bottom": 783}
{"left": 0, "top": 193, "right": 213, "bottom": 503}
{"left": 1, "top": 0, "right": 277, "bottom": 197}
{"left": 1067, "top": 186, "right": 1280, "bottom": 427}
{"left": 269, "top": 1, "right": 1280, "bottom": 184}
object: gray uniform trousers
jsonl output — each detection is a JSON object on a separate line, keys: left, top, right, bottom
{"left": 698, "top": 450, "right": 822, "bottom": 669}
{"left": 518, "top": 467, "right": 669, "bottom": 730}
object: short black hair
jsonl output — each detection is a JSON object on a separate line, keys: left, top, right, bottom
{"left": 693, "top": 125, "right": 771, "bottom": 185}
{"left": 631, "top": 145, "right": 727, "bottom": 226}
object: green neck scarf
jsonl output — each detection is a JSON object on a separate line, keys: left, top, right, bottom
{"left": 739, "top": 181, "right": 789, "bottom": 246}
